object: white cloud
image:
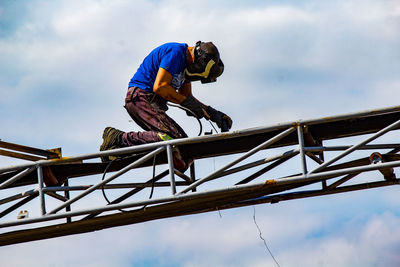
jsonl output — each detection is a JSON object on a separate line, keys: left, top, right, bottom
{"left": 1, "top": 0, "right": 400, "bottom": 266}
{"left": 366, "top": 80, "right": 400, "bottom": 108}
{"left": 2, "top": 202, "right": 400, "bottom": 267}
{"left": 277, "top": 211, "right": 400, "bottom": 267}
{"left": 229, "top": 6, "right": 314, "bottom": 28}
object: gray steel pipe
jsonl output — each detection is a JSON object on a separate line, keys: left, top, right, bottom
{"left": 166, "top": 145, "right": 176, "bottom": 194}
{"left": 0, "top": 166, "right": 36, "bottom": 189}
{"left": 2, "top": 158, "right": 400, "bottom": 229}
{"left": 310, "top": 118, "right": 400, "bottom": 174}
{"left": 2, "top": 105, "right": 400, "bottom": 174}
{"left": 178, "top": 127, "right": 296, "bottom": 194}
{"left": 297, "top": 125, "right": 307, "bottom": 175}
{"left": 48, "top": 147, "right": 165, "bottom": 214}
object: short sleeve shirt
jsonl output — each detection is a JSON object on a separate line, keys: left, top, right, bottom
{"left": 129, "top": 43, "right": 188, "bottom": 93}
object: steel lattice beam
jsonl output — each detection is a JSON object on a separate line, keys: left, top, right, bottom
{"left": 0, "top": 106, "right": 399, "bottom": 246}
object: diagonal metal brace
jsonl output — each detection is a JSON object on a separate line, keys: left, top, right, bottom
{"left": 48, "top": 147, "right": 165, "bottom": 214}
{"left": 178, "top": 127, "right": 296, "bottom": 194}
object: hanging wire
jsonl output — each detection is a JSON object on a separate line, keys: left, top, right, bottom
{"left": 101, "top": 157, "right": 133, "bottom": 213}
{"left": 141, "top": 154, "right": 157, "bottom": 210}
{"left": 253, "top": 206, "right": 281, "bottom": 267}
{"left": 100, "top": 158, "right": 128, "bottom": 212}
{"left": 167, "top": 102, "right": 203, "bottom": 136}
{"left": 217, "top": 209, "right": 222, "bottom": 218}
{"left": 100, "top": 153, "right": 157, "bottom": 212}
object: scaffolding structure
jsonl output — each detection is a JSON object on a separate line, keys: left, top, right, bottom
{"left": 0, "top": 106, "right": 399, "bottom": 246}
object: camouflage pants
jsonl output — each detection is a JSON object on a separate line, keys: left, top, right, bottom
{"left": 122, "top": 87, "right": 188, "bottom": 146}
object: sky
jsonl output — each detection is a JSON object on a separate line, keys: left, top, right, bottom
{"left": 1, "top": 0, "right": 400, "bottom": 266}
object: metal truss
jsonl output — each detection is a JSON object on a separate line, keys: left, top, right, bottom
{"left": 0, "top": 106, "right": 399, "bottom": 245}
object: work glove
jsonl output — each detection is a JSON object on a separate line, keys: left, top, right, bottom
{"left": 180, "top": 95, "right": 204, "bottom": 118}
{"left": 206, "top": 106, "right": 233, "bottom": 132}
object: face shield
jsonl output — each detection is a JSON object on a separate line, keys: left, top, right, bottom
{"left": 184, "top": 41, "right": 224, "bottom": 84}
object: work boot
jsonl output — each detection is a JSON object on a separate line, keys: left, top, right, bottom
{"left": 100, "top": 127, "right": 124, "bottom": 162}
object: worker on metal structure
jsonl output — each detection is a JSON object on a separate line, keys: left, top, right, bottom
{"left": 100, "top": 41, "right": 232, "bottom": 171}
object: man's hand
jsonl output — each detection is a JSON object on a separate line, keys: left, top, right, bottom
{"left": 180, "top": 95, "right": 204, "bottom": 118}
{"left": 206, "top": 106, "right": 233, "bottom": 132}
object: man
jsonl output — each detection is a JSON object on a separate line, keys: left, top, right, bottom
{"left": 100, "top": 41, "right": 232, "bottom": 171}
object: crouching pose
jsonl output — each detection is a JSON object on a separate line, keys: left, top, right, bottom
{"left": 100, "top": 41, "right": 232, "bottom": 171}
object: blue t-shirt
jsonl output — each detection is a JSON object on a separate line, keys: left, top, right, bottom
{"left": 129, "top": 42, "right": 188, "bottom": 92}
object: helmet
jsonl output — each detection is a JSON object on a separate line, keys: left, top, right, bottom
{"left": 185, "top": 41, "right": 224, "bottom": 83}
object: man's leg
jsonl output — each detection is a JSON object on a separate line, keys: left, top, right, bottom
{"left": 123, "top": 88, "right": 189, "bottom": 171}
{"left": 122, "top": 88, "right": 188, "bottom": 146}
{"left": 100, "top": 88, "right": 189, "bottom": 170}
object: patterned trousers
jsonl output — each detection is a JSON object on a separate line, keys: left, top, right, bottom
{"left": 122, "top": 87, "right": 188, "bottom": 146}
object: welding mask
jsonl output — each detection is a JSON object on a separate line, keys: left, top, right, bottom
{"left": 185, "top": 41, "right": 224, "bottom": 84}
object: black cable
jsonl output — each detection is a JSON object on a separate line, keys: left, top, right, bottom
{"left": 253, "top": 206, "right": 281, "bottom": 267}
{"left": 149, "top": 154, "right": 156, "bottom": 199}
{"left": 142, "top": 154, "right": 157, "bottom": 210}
{"left": 167, "top": 102, "right": 203, "bottom": 136}
{"left": 100, "top": 153, "right": 158, "bottom": 212}
{"left": 168, "top": 101, "right": 225, "bottom": 137}
{"left": 101, "top": 157, "right": 135, "bottom": 213}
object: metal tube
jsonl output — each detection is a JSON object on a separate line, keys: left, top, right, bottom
{"left": 215, "top": 149, "right": 299, "bottom": 180}
{"left": 174, "top": 170, "right": 192, "bottom": 184}
{"left": 190, "top": 162, "right": 197, "bottom": 192}
{"left": 310, "top": 118, "right": 400, "bottom": 174}
{"left": 263, "top": 149, "right": 299, "bottom": 163}
{"left": 2, "top": 106, "right": 400, "bottom": 174}
{"left": 327, "top": 173, "right": 360, "bottom": 189}
{"left": 236, "top": 151, "right": 298, "bottom": 185}
{"left": 178, "top": 127, "right": 296, "bottom": 194}
{"left": 0, "top": 149, "right": 44, "bottom": 161}
{"left": 0, "top": 166, "right": 36, "bottom": 189}
{"left": 48, "top": 147, "right": 165, "bottom": 214}
{"left": 0, "top": 127, "right": 294, "bottom": 173}
{"left": 64, "top": 180, "right": 71, "bottom": 223}
{"left": 306, "top": 152, "right": 324, "bottom": 164}
{"left": 0, "top": 182, "right": 271, "bottom": 228}
{"left": 0, "top": 189, "right": 37, "bottom": 205}
{"left": 45, "top": 192, "right": 68, "bottom": 202}
{"left": 82, "top": 169, "right": 170, "bottom": 220}
{"left": 0, "top": 193, "right": 38, "bottom": 219}
{"left": 305, "top": 144, "right": 400, "bottom": 152}
{"left": 0, "top": 140, "right": 59, "bottom": 158}
{"left": 167, "top": 145, "right": 176, "bottom": 195}
{"left": 301, "top": 105, "right": 400, "bottom": 126}
{"left": 42, "top": 182, "right": 190, "bottom": 192}
{"left": 42, "top": 185, "right": 90, "bottom": 191}
{"left": 213, "top": 159, "right": 268, "bottom": 179}
{"left": 37, "top": 166, "right": 46, "bottom": 215}
{"left": 272, "top": 159, "right": 400, "bottom": 186}
{"left": 1, "top": 159, "right": 400, "bottom": 229}
{"left": 297, "top": 125, "right": 307, "bottom": 175}
{"left": 228, "top": 180, "right": 399, "bottom": 209}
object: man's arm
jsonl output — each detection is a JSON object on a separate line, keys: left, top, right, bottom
{"left": 154, "top": 67, "right": 205, "bottom": 108}
{"left": 153, "top": 67, "right": 204, "bottom": 118}
{"left": 153, "top": 67, "right": 232, "bottom": 130}
{"left": 179, "top": 81, "right": 232, "bottom": 131}
{"left": 177, "top": 82, "right": 192, "bottom": 97}
{"left": 153, "top": 67, "right": 186, "bottom": 104}
{"left": 178, "top": 83, "right": 208, "bottom": 110}
{"left": 180, "top": 83, "right": 233, "bottom": 131}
